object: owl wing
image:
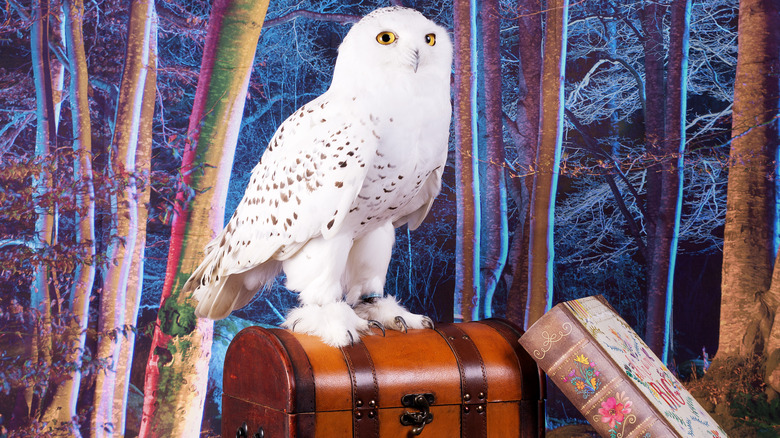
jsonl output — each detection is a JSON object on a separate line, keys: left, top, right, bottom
{"left": 393, "top": 163, "right": 444, "bottom": 230}
{"left": 186, "top": 95, "right": 378, "bottom": 315}
{"left": 228, "top": 95, "right": 377, "bottom": 257}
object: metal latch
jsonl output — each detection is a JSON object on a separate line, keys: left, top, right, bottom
{"left": 236, "top": 422, "right": 264, "bottom": 438}
{"left": 399, "top": 393, "right": 435, "bottom": 435}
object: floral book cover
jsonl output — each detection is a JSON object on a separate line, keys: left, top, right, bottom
{"left": 519, "top": 295, "right": 727, "bottom": 438}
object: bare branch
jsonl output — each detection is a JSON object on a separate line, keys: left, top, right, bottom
{"left": 0, "top": 239, "right": 33, "bottom": 249}
{"left": 601, "top": 55, "right": 646, "bottom": 115}
{"left": 686, "top": 103, "right": 733, "bottom": 143}
{"left": 0, "top": 112, "right": 35, "bottom": 156}
{"left": 8, "top": 0, "right": 31, "bottom": 21}
{"left": 565, "top": 108, "right": 648, "bottom": 260}
{"left": 263, "top": 10, "right": 360, "bottom": 28}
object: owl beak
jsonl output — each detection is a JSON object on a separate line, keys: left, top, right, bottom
{"left": 412, "top": 49, "right": 420, "bottom": 73}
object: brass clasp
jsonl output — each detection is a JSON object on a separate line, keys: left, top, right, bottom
{"left": 399, "top": 393, "right": 435, "bottom": 435}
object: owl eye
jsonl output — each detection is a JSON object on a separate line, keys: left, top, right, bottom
{"left": 425, "top": 33, "right": 436, "bottom": 46}
{"left": 376, "top": 31, "right": 397, "bottom": 45}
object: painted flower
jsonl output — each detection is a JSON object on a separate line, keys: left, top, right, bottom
{"left": 575, "top": 354, "right": 590, "bottom": 364}
{"left": 598, "top": 396, "right": 632, "bottom": 429}
{"left": 576, "top": 380, "right": 586, "bottom": 391}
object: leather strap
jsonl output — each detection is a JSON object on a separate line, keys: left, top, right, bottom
{"left": 478, "top": 319, "right": 542, "bottom": 402}
{"left": 341, "top": 340, "right": 380, "bottom": 438}
{"left": 435, "top": 323, "right": 488, "bottom": 438}
{"left": 271, "top": 329, "right": 316, "bottom": 413}
{"left": 271, "top": 329, "right": 317, "bottom": 435}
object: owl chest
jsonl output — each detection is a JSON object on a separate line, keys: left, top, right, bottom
{"left": 337, "top": 89, "right": 447, "bottom": 234}
{"left": 348, "top": 155, "right": 429, "bottom": 226}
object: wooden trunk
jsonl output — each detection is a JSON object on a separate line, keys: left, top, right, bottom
{"left": 223, "top": 319, "right": 545, "bottom": 437}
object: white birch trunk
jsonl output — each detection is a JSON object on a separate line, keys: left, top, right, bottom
{"left": 40, "top": 0, "right": 96, "bottom": 434}
{"left": 93, "top": 0, "right": 155, "bottom": 435}
{"left": 112, "top": 6, "right": 158, "bottom": 434}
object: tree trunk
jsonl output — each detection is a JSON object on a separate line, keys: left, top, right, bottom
{"left": 716, "top": 0, "right": 780, "bottom": 397}
{"left": 40, "top": 0, "right": 95, "bottom": 434}
{"left": 480, "top": 0, "right": 508, "bottom": 318}
{"left": 113, "top": 8, "right": 157, "bottom": 435}
{"left": 644, "top": 0, "right": 691, "bottom": 363}
{"left": 29, "top": 1, "right": 57, "bottom": 419}
{"left": 93, "top": 1, "right": 156, "bottom": 434}
{"left": 51, "top": 6, "right": 66, "bottom": 129}
{"left": 526, "top": 0, "right": 568, "bottom": 327}
{"left": 139, "top": 0, "right": 269, "bottom": 435}
{"left": 453, "top": 0, "right": 480, "bottom": 322}
{"left": 505, "top": 0, "right": 542, "bottom": 329}
{"left": 641, "top": 0, "right": 676, "bottom": 359}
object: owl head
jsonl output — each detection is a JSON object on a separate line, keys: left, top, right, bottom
{"left": 331, "top": 7, "right": 452, "bottom": 88}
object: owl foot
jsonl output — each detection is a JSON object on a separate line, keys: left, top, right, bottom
{"left": 367, "top": 319, "right": 386, "bottom": 336}
{"left": 393, "top": 315, "right": 435, "bottom": 333}
{"left": 394, "top": 314, "right": 433, "bottom": 333}
{"left": 283, "top": 301, "right": 369, "bottom": 347}
{"left": 353, "top": 296, "right": 434, "bottom": 333}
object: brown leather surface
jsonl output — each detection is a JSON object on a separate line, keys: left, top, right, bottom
{"left": 478, "top": 319, "right": 545, "bottom": 437}
{"left": 271, "top": 329, "right": 317, "bottom": 434}
{"left": 436, "top": 323, "right": 489, "bottom": 438}
{"left": 272, "top": 329, "right": 316, "bottom": 414}
{"left": 223, "top": 326, "right": 295, "bottom": 412}
{"left": 341, "top": 339, "right": 380, "bottom": 437}
{"left": 294, "top": 331, "right": 353, "bottom": 411}
{"left": 223, "top": 394, "right": 291, "bottom": 437}
{"left": 221, "top": 326, "right": 297, "bottom": 436}
{"left": 478, "top": 319, "right": 543, "bottom": 401}
{"left": 363, "top": 327, "right": 463, "bottom": 407}
{"left": 461, "top": 322, "right": 525, "bottom": 402}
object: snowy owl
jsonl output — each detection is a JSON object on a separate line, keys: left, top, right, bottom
{"left": 183, "top": 7, "right": 452, "bottom": 347}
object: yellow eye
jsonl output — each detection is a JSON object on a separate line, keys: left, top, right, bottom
{"left": 376, "top": 31, "right": 397, "bottom": 45}
{"left": 425, "top": 33, "right": 436, "bottom": 46}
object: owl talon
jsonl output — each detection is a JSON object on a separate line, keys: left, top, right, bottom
{"left": 347, "top": 330, "right": 355, "bottom": 346}
{"left": 353, "top": 297, "right": 436, "bottom": 334}
{"left": 368, "top": 320, "right": 386, "bottom": 336}
{"left": 290, "top": 318, "right": 302, "bottom": 332}
{"left": 394, "top": 316, "right": 408, "bottom": 333}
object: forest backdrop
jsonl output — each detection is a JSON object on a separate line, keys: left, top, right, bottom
{"left": 0, "top": 0, "right": 778, "bottom": 436}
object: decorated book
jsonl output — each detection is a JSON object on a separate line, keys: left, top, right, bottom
{"left": 519, "top": 295, "right": 727, "bottom": 438}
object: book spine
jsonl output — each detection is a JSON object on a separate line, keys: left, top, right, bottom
{"left": 519, "top": 307, "right": 678, "bottom": 438}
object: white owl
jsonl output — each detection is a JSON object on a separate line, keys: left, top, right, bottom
{"left": 183, "top": 7, "right": 452, "bottom": 347}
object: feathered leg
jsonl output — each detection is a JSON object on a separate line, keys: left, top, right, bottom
{"left": 344, "top": 221, "right": 395, "bottom": 305}
{"left": 281, "top": 233, "right": 368, "bottom": 347}
{"left": 349, "top": 222, "right": 434, "bottom": 332}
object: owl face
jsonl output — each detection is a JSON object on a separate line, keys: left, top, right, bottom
{"left": 333, "top": 7, "right": 452, "bottom": 86}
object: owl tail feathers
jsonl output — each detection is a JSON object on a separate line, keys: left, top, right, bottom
{"left": 185, "top": 255, "right": 283, "bottom": 320}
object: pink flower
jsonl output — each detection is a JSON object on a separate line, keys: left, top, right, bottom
{"left": 598, "top": 396, "right": 633, "bottom": 429}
